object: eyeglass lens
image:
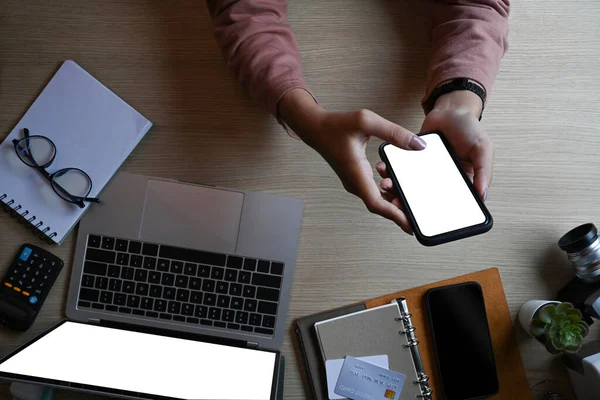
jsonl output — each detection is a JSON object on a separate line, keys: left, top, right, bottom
{"left": 15, "top": 136, "right": 56, "bottom": 168}
{"left": 51, "top": 169, "right": 93, "bottom": 201}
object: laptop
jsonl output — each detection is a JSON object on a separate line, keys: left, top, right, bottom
{"left": 0, "top": 172, "right": 303, "bottom": 400}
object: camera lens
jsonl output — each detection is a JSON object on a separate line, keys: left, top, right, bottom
{"left": 559, "top": 223, "right": 600, "bottom": 283}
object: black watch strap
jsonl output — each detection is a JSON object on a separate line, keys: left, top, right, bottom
{"left": 423, "top": 78, "right": 486, "bottom": 120}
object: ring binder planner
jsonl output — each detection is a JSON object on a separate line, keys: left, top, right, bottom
{"left": 1, "top": 193, "right": 56, "bottom": 244}
{"left": 313, "top": 300, "right": 434, "bottom": 400}
{"left": 396, "top": 297, "right": 433, "bottom": 399}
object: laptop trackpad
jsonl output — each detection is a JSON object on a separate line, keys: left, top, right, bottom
{"left": 139, "top": 179, "right": 244, "bottom": 253}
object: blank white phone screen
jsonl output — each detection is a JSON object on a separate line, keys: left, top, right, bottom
{"left": 383, "top": 134, "right": 486, "bottom": 237}
{"left": 0, "top": 322, "right": 276, "bottom": 400}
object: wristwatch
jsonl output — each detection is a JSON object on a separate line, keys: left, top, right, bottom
{"left": 423, "top": 78, "right": 486, "bottom": 120}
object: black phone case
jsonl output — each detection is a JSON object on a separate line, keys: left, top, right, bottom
{"left": 425, "top": 282, "right": 499, "bottom": 400}
{"left": 378, "top": 131, "right": 493, "bottom": 246}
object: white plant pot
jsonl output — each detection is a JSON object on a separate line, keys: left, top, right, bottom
{"left": 518, "top": 300, "right": 559, "bottom": 338}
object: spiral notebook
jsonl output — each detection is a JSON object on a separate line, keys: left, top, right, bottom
{"left": 0, "top": 60, "right": 152, "bottom": 244}
{"left": 314, "top": 298, "right": 432, "bottom": 400}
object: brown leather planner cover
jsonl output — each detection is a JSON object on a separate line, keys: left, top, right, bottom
{"left": 365, "top": 267, "right": 530, "bottom": 400}
{"left": 294, "top": 268, "right": 530, "bottom": 400}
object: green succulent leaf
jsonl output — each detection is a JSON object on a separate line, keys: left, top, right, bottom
{"left": 539, "top": 305, "right": 556, "bottom": 324}
{"left": 545, "top": 335, "right": 561, "bottom": 354}
{"left": 566, "top": 314, "right": 582, "bottom": 324}
{"left": 566, "top": 308, "right": 583, "bottom": 319}
{"left": 529, "top": 318, "right": 548, "bottom": 337}
{"left": 556, "top": 303, "right": 573, "bottom": 314}
{"left": 578, "top": 322, "right": 590, "bottom": 338}
{"left": 551, "top": 334, "right": 565, "bottom": 351}
{"left": 565, "top": 343, "right": 582, "bottom": 353}
{"left": 548, "top": 324, "right": 560, "bottom": 338}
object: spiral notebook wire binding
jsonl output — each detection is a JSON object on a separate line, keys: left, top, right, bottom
{"left": 1, "top": 193, "right": 58, "bottom": 243}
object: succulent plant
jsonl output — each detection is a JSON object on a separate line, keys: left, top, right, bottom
{"left": 529, "top": 302, "right": 589, "bottom": 354}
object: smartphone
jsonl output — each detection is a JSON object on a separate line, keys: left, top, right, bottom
{"left": 426, "top": 282, "right": 499, "bottom": 400}
{"left": 379, "top": 131, "right": 492, "bottom": 246}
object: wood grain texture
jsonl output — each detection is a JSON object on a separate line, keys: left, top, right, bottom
{"left": 0, "top": 0, "right": 599, "bottom": 399}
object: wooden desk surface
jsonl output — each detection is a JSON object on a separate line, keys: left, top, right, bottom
{"left": 1, "top": 1, "right": 599, "bottom": 399}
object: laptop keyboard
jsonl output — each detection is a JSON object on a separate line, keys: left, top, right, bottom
{"left": 76, "top": 235, "right": 284, "bottom": 336}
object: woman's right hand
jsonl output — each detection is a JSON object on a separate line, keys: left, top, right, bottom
{"left": 279, "top": 89, "right": 426, "bottom": 235}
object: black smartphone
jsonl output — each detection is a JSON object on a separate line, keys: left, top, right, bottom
{"left": 379, "top": 131, "right": 492, "bottom": 246}
{"left": 426, "top": 282, "right": 499, "bottom": 400}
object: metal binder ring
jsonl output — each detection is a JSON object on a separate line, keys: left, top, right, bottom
{"left": 413, "top": 373, "right": 429, "bottom": 384}
{"left": 28, "top": 216, "right": 36, "bottom": 223}
{"left": 41, "top": 227, "right": 50, "bottom": 234}
{"left": 416, "top": 386, "right": 433, "bottom": 398}
{"left": 0, "top": 194, "right": 6, "bottom": 201}
{"left": 49, "top": 232, "right": 57, "bottom": 239}
{"left": 21, "top": 210, "right": 29, "bottom": 217}
{"left": 34, "top": 221, "right": 43, "bottom": 228}
{"left": 400, "top": 326, "right": 416, "bottom": 334}
{"left": 6, "top": 199, "right": 14, "bottom": 206}
{"left": 402, "top": 338, "right": 419, "bottom": 348}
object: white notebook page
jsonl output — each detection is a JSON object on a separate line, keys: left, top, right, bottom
{"left": 0, "top": 60, "right": 152, "bottom": 243}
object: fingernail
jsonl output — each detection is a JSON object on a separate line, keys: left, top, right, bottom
{"left": 409, "top": 136, "right": 426, "bottom": 150}
{"left": 483, "top": 188, "right": 488, "bottom": 201}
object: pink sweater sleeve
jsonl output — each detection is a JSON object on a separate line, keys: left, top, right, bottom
{"left": 206, "top": 0, "right": 311, "bottom": 118}
{"left": 424, "top": 0, "right": 510, "bottom": 105}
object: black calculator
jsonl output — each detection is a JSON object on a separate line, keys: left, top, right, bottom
{"left": 0, "top": 244, "right": 64, "bottom": 330}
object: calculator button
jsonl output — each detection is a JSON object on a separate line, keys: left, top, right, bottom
{"left": 4, "top": 282, "right": 12, "bottom": 288}
{"left": 19, "top": 247, "right": 33, "bottom": 262}
{"left": 13, "top": 287, "right": 21, "bottom": 292}
{"left": 29, "top": 296, "right": 38, "bottom": 304}
{"left": 87, "top": 235, "right": 101, "bottom": 248}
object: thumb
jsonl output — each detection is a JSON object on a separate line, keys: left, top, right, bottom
{"left": 356, "top": 109, "right": 426, "bottom": 150}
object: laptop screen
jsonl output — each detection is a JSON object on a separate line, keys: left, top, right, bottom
{"left": 0, "top": 321, "right": 278, "bottom": 400}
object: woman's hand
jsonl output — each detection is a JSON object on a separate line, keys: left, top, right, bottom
{"left": 279, "top": 89, "right": 426, "bottom": 234}
{"left": 377, "top": 90, "right": 494, "bottom": 206}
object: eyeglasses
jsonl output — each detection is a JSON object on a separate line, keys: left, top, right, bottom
{"left": 12, "top": 128, "right": 100, "bottom": 209}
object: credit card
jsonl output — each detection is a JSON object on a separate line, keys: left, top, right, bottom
{"left": 326, "top": 355, "right": 389, "bottom": 400}
{"left": 334, "top": 356, "right": 405, "bottom": 400}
